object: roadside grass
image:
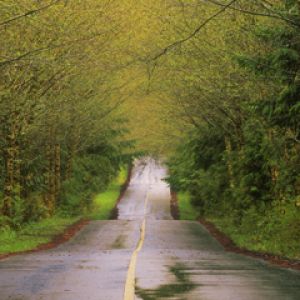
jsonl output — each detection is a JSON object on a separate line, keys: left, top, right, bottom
{"left": 208, "top": 203, "right": 300, "bottom": 260}
{"left": 0, "top": 167, "right": 128, "bottom": 255}
{"left": 176, "top": 192, "right": 300, "bottom": 260}
{"left": 88, "top": 167, "right": 127, "bottom": 220}
{"left": 0, "top": 216, "right": 80, "bottom": 254}
{"left": 177, "top": 192, "right": 199, "bottom": 221}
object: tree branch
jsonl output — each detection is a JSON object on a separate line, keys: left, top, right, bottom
{"left": 151, "top": 0, "right": 237, "bottom": 61}
{"left": 0, "top": 0, "right": 61, "bottom": 27}
{"left": 0, "top": 28, "right": 116, "bottom": 67}
{"left": 205, "top": 0, "right": 300, "bottom": 27}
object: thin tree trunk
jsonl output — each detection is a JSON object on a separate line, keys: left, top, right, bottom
{"left": 3, "top": 147, "right": 14, "bottom": 217}
{"left": 64, "top": 126, "right": 80, "bottom": 181}
{"left": 2, "top": 111, "right": 19, "bottom": 217}
{"left": 44, "top": 130, "right": 56, "bottom": 215}
{"left": 54, "top": 143, "right": 61, "bottom": 201}
{"left": 65, "top": 146, "right": 75, "bottom": 181}
{"left": 224, "top": 135, "right": 235, "bottom": 189}
{"left": 44, "top": 143, "right": 51, "bottom": 213}
{"left": 49, "top": 143, "right": 56, "bottom": 213}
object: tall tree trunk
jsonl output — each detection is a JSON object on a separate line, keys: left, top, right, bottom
{"left": 3, "top": 147, "right": 15, "bottom": 217}
{"left": 44, "top": 127, "right": 56, "bottom": 215}
{"left": 49, "top": 143, "right": 56, "bottom": 212}
{"left": 267, "top": 129, "right": 279, "bottom": 189}
{"left": 54, "top": 143, "right": 61, "bottom": 202}
{"left": 2, "top": 111, "right": 20, "bottom": 218}
{"left": 44, "top": 143, "right": 51, "bottom": 213}
{"left": 64, "top": 126, "right": 80, "bottom": 181}
{"left": 65, "top": 145, "right": 75, "bottom": 181}
{"left": 224, "top": 135, "right": 235, "bottom": 189}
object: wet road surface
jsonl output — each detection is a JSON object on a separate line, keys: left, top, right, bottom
{"left": 0, "top": 158, "right": 299, "bottom": 299}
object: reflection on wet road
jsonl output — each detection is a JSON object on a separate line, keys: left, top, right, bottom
{"left": 0, "top": 158, "right": 299, "bottom": 299}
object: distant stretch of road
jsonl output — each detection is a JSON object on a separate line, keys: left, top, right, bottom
{"left": 0, "top": 158, "right": 299, "bottom": 299}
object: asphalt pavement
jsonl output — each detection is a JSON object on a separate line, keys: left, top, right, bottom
{"left": 0, "top": 157, "right": 299, "bottom": 299}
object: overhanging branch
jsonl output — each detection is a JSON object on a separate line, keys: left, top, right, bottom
{"left": 0, "top": 0, "right": 62, "bottom": 27}
{"left": 151, "top": 0, "right": 237, "bottom": 61}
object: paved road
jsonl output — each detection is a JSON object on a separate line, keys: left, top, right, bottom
{"left": 0, "top": 158, "right": 299, "bottom": 300}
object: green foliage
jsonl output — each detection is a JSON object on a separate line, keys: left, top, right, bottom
{"left": 166, "top": 127, "right": 229, "bottom": 214}
{"left": 0, "top": 1, "right": 135, "bottom": 227}
{"left": 177, "top": 192, "right": 199, "bottom": 221}
{"left": 24, "top": 194, "right": 48, "bottom": 223}
{"left": 89, "top": 166, "right": 127, "bottom": 220}
{"left": 0, "top": 166, "right": 128, "bottom": 255}
{"left": 0, "top": 216, "right": 80, "bottom": 254}
{"left": 209, "top": 202, "right": 300, "bottom": 259}
{"left": 0, "top": 0, "right": 299, "bottom": 260}
{"left": 165, "top": 1, "right": 300, "bottom": 258}
{"left": 9, "top": 193, "right": 26, "bottom": 229}
{"left": 60, "top": 145, "right": 127, "bottom": 216}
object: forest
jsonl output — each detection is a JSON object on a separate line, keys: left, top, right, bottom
{"left": 0, "top": 1, "right": 299, "bottom": 259}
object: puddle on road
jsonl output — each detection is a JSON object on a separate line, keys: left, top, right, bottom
{"left": 111, "top": 235, "right": 126, "bottom": 249}
{"left": 135, "top": 263, "right": 197, "bottom": 299}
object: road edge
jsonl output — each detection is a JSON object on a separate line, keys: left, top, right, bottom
{"left": 170, "top": 190, "right": 180, "bottom": 220}
{"left": 199, "top": 218, "right": 300, "bottom": 271}
{"left": 0, "top": 164, "right": 133, "bottom": 261}
{"left": 0, "top": 219, "right": 89, "bottom": 261}
{"left": 170, "top": 190, "right": 300, "bottom": 271}
{"left": 110, "top": 163, "right": 133, "bottom": 220}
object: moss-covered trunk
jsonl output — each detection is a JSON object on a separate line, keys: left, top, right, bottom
{"left": 2, "top": 111, "right": 20, "bottom": 218}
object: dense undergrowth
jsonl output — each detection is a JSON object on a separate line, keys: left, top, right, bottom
{"left": 0, "top": 216, "right": 80, "bottom": 254}
{"left": 1, "top": 0, "right": 300, "bottom": 261}
{"left": 89, "top": 167, "right": 128, "bottom": 220}
{"left": 0, "top": 166, "right": 129, "bottom": 255}
{"left": 169, "top": 122, "right": 300, "bottom": 260}
{"left": 0, "top": 1, "right": 135, "bottom": 232}
{"left": 209, "top": 203, "right": 300, "bottom": 260}
{"left": 166, "top": 1, "right": 300, "bottom": 260}
{"left": 177, "top": 193, "right": 299, "bottom": 259}
{"left": 177, "top": 192, "right": 199, "bottom": 221}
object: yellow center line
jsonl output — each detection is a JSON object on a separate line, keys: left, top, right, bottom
{"left": 124, "top": 192, "right": 149, "bottom": 300}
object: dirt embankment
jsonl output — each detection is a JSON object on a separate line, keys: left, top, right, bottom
{"left": 170, "top": 191, "right": 300, "bottom": 271}
{"left": 170, "top": 191, "right": 180, "bottom": 220}
{"left": 0, "top": 164, "right": 133, "bottom": 261}
{"left": 110, "top": 164, "right": 133, "bottom": 220}
{"left": 199, "top": 219, "right": 300, "bottom": 271}
{"left": 0, "top": 219, "right": 89, "bottom": 261}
